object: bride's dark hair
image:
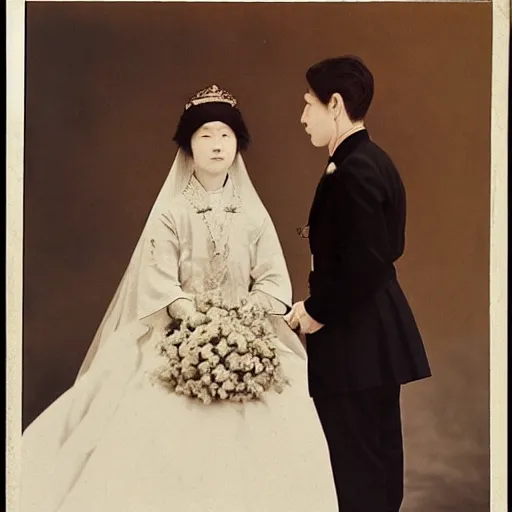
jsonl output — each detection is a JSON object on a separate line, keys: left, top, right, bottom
{"left": 173, "top": 102, "right": 251, "bottom": 156}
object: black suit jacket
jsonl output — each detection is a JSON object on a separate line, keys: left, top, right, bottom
{"left": 304, "top": 130, "right": 431, "bottom": 397}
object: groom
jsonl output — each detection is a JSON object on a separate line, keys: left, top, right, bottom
{"left": 286, "top": 56, "right": 431, "bottom": 512}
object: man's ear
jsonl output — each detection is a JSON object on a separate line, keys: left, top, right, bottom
{"left": 328, "top": 93, "right": 345, "bottom": 118}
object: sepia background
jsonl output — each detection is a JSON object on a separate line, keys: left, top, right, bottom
{"left": 23, "top": 3, "right": 491, "bottom": 511}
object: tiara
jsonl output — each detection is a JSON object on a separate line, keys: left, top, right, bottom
{"left": 185, "top": 84, "right": 237, "bottom": 110}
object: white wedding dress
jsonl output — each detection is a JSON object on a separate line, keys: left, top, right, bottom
{"left": 21, "top": 156, "right": 339, "bottom": 512}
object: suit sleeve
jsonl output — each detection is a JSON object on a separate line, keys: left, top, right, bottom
{"left": 304, "top": 155, "right": 393, "bottom": 325}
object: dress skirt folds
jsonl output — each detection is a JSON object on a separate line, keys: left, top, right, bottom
{"left": 21, "top": 174, "right": 339, "bottom": 512}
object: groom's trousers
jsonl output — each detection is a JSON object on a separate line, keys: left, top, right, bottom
{"left": 313, "top": 384, "right": 403, "bottom": 512}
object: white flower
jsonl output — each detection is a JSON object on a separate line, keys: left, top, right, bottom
{"left": 254, "top": 372, "right": 271, "bottom": 387}
{"left": 212, "top": 364, "right": 230, "bottom": 383}
{"left": 228, "top": 373, "right": 239, "bottom": 385}
{"left": 165, "top": 361, "right": 181, "bottom": 380}
{"left": 244, "top": 330, "right": 256, "bottom": 342}
{"left": 199, "top": 323, "right": 222, "bottom": 345}
{"left": 262, "top": 358, "right": 274, "bottom": 372}
{"left": 181, "top": 358, "right": 198, "bottom": 380}
{"left": 165, "top": 345, "right": 179, "bottom": 360}
{"left": 215, "top": 338, "right": 232, "bottom": 358}
{"left": 198, "top": 388, "right": 212, "bottom": 404}
{"left": 178, "top": 340, "right": 195, "bottom": 358}
{"left": 225, "top": 352, "right": 242, "bottom": 371}
{"left": 220, "top": 323, "right": 233, "bottom": 337}
{"left": 253, "top": 359, "right": 265, "bottom": 375}
{"left": 222, "top": 380, "right": 236, "bottom": 392}
{"left": 326, "top": 162, "right": 337, "bottom": 175}
{"left": 198, "top": 361, "right": 211, "bottom": 375}
{"left": 251, "top": 383, "right": 265, "bottom": 396}
{"left": 209, "top": 382, "right": 220, "bottom": 397}
{"left": 168, "top": 333, "right": 183, "bottom": 347}
{"left": 240, "top": 312, "right": 254, "bottom": 327}
{"left": 252, "top": 339, "right": 274, "bottom": 359}
{"left": 200, "top": 343, "right": 215, "bottom": 360}
{"left": 226, "top": 331, "right": 241, "bottom": 345}
{"left": 201, "top": 373, "right": 212, "bottom": 386}
{"left": 243, "top": 374, "right": 264, "bottom": 395}
{"left": 155, "top": 365, "right": 173, "bottom": 382}
{"left": 206, "top": 307, "right": 228, "bottom": 321}
{"left": 227, "top": 332, "right": 248, "bottom": 353}
{"left": 239, "top": 353, "right": 254, "bottom": 371}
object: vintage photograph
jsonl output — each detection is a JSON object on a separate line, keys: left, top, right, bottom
{"left": 10, "top": 1, "right": 505, "bottom": 511}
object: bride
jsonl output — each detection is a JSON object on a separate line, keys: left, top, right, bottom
{"left": 21, "top": 85, "right": 338, "bottom": 512}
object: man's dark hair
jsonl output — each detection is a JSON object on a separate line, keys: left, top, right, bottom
{"left": 306, "top": 56, "right": 374, "bottom": 121}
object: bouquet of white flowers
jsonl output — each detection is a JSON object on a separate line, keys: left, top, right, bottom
{"left": 155, "top": 290, "right": 289, "bottom": 404}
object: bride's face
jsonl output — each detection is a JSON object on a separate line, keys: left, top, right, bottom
{"left": 190, "top": 121, "right": 238, "bottom": 175}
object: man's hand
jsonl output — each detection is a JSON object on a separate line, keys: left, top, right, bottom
{"left": 285, "top": 301, "right": 324, "bottom": 335}
{"left": 284, "top": 305, "right": 301, "bottom": 331}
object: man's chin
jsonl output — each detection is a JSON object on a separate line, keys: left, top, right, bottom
{"left": 310, "top": 137, "right": 327, "bottom": 149}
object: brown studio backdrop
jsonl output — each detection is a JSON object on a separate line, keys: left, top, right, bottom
{"left": 23, "top": 3, "right": 491, "bottom": 511}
